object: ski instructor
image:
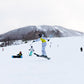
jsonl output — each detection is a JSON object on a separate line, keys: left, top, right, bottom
{"left": 33, "top": 33, "right": 49, "bottom": 57}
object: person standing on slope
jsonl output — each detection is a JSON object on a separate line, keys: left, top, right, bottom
{"left": 33, "top": 33, "right": 49, "bottom": 57}
{"left": 29, "top": 46, "right": 34, "bottom": 56}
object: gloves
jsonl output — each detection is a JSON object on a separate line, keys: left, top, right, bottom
{"left": 47, "top": 39, "right": 50, "bottom": 41}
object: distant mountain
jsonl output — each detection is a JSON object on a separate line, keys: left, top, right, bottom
{"left": 0, "top": 25, "right": 84, "bottom": 42}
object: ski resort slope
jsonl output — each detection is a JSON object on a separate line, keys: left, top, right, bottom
{"left": 0, "top": 36, "right": 84, "bottom": 84}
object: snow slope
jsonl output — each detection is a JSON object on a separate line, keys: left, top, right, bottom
{"left": 0, "top": 36, "right": 84, "bottom": 84}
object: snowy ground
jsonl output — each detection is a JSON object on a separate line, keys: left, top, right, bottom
{"left": 0, "top": 36, "right": 84, "bottom": 84}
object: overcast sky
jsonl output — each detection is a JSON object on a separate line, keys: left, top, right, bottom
{"left": 0, "top": 0, "right": 84, "bottom": 34}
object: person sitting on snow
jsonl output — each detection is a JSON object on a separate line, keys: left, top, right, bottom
{"left": 33, "top": 33, "right": 49, "bottom": 57}
{"left": 17, "top": 51, "right": 22, "bottom": 57}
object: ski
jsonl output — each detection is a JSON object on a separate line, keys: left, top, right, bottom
{"left": 34, "top": 53, "right": 50, "bottom": 60}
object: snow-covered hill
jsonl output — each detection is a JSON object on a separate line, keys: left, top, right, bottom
{"left": 0, "top": 25, "right": 84, "bottom": 41}
{"left": 0, "top": 36, "right": 84, "bottom": 84}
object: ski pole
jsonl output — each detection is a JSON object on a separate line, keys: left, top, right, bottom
{"left": 30, "top": 41, "right": 33, "bottom": 47}
{"left": 49, "top": 42, "right": 52, "bottom": 48}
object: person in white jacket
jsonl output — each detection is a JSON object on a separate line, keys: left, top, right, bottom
{"left": 29, "top": 46, "right": 34, "bottom": 56}
{"left": 33, "top": 33, "right": 49, "bottom": 57}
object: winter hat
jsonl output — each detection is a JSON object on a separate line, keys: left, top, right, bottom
{"left": 19, "top": 51, "right": 22, "bottom": 54}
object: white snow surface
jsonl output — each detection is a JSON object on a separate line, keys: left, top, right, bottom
{"left": 0, "top": 36, "right": 84, "bottom": 84}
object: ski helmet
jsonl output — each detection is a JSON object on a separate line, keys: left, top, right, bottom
{"left": 38, "top": 33, "right": 42, "bottom": 37}
{"left": 31, "top": 46, "right": 33, "bottom": 48}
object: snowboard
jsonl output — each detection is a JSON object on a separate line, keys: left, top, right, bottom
{"left": 12, "top": 55, "right": 22, "bottom": 58}
{"left": 34, "top": 53, "right": 50, "bottom": 60}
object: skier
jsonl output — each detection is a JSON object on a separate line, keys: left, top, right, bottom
{"left": 29, "top": 46, "right": 34, "bottom": 56}
{"left": 80, "top": 47, "right": 83, "bottom": 52}
{"left": 33, "top": 33, "right": 49, "bottom": 57}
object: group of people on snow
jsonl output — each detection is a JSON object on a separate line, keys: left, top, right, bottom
{"left": 17, "top": 33, "right": 50, "bottom": 57}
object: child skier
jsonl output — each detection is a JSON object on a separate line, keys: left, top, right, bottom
{"left": 29, "top": 46, "right": 34, "bottom": 56}
{"left": 33, "top": 33, "right": 49, "bottom": 57}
